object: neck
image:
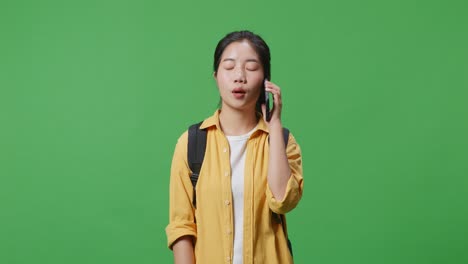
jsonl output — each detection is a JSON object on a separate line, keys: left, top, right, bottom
{"left": 219, "top": 106, "right": 258, "bottom": 136}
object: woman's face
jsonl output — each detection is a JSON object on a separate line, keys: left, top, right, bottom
{"left": 214, "top": 40, "right": 264, "bottom": 113}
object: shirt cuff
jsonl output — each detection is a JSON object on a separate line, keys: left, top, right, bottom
{"left": 166, "top": 221, "right": 197, "bottom": 249}
{"left": 267, "top": 174, "right": 302, "bottom": 214}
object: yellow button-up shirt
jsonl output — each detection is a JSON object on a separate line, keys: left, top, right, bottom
{"left": 166, "top": 110, "right": 304, "bottom": 263}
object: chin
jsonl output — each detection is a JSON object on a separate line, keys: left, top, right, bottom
{"left": 229, "top": 103, "right": 257, "bottom": 113}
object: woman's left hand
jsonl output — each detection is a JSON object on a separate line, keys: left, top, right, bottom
{"left": 261, "top": 80, "right": 283, "bottom": 126}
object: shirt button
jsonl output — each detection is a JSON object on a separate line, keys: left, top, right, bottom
{"left": 226, "top": 256, "right": 231, "bottom": 262}
{"left": 223, "top": 148, "right": 227, "bottom": 153}
{"left": 225, "top": 200, "right": 230, "bottom": 205}
{"left": 224, "top": 171, "right": 229, "bottom": 177}
{"left": 227, "top": 229, "right": 232, "bottom": 234}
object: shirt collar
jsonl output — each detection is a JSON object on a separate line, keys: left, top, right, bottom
{"left": 199, "top": 109, "right": 269, "bottom": 134}
{"left": 199, "top": 110, "right": 221, "bottom": 130}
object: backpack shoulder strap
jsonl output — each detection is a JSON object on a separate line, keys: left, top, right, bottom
{"left": 282, "top": 127, "right": 290, "bottom": 146}
{"left": 187, "top": 121, "right": 207, "bottom": 208}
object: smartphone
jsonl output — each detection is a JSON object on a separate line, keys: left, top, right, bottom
{"left": 264, "top": 79, "right": 273, "bottom": 122}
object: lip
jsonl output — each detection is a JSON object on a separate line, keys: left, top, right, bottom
{"left": 232, "top": 87, "right": 246, "bottom": 93}
{"left": 232, "top": 87, "right": 246, "bottom": 99}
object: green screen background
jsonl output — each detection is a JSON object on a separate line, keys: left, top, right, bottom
{"left": 1, "top": 0, "right": 467, "bottom": 263}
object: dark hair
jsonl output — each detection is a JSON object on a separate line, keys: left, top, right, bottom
{"left": 213, "top": 30, "right": 271, "bottom": 114}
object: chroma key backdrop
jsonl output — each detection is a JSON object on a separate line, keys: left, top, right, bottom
{"left": 1, "top": 0, "right": 467, "bottom": 263}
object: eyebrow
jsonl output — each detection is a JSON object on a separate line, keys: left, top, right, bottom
{"left": 222, "top": 58, "right": 260, "bottom": 63}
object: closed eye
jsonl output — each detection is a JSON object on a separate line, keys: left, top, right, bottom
{"left": 246, "top": 62, "right": 260, "bottom": 71}
{"left": 222, "top": 62, "right": 235, "bottom": 70}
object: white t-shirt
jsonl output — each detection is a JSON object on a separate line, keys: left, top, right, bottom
{"left": 226, "top": 127, "right": 256, "bottom": 264}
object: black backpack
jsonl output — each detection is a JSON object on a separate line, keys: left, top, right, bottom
{"left": 187, "top": 122, "right": 293, "bottom": 256}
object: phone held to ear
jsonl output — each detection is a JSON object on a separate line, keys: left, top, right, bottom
{"left": 264, "top": 79, "right": 273, "bottom": 122}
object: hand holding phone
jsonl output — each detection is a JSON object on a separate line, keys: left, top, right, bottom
{"left": 264, "top": 79, "right": 273, "bottom": 122}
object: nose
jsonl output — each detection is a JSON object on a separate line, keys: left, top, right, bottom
{"left": 234, "top": 68, "right": 247, "bottom": 84}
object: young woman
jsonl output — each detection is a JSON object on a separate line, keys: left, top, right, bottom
{"left": 166, "top": 30, "right": 304, "bottom": 264}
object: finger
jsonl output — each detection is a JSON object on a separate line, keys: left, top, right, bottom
{"left": 272, "top": 92, "right": 282, "bottom": 116}
{"left": 273, "top": 94, "right": 281, "bottom": 112}
{"left": 266, "top": 88, "right": 281, "bottom": 105}
{"left": 265, "top": 86, "right": 281, "bottom": 99}
{"left": 264, "top": 81, "right": 283, "bottom": 119}
{"left": 265, "top": 87, "right": 280, "bottom": 97}
{"left": 265, "top": 81, "right": 281, "bottom": 93}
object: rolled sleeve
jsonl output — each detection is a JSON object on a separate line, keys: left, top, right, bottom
{"left": 165, "top": 131, "right": 197, "bottom": 249}
{"left": 267, "top": 132, "right": 304, "bottom": 214}
{"left": 166, "top": 221, "right": 197, "bottom": 249}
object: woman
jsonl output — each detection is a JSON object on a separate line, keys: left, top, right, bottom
{"left": 166, "top": 30, "right": 304, "bottom": 264}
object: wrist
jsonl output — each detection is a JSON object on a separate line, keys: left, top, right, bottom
{"left": 268, "top": 119, "right": 283, "bottom": 132}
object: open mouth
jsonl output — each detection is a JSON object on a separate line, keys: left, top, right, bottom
{"left": 232, "top": 88, "right": 246, "bottom": 94}
{"left": 232, "top": 88, "right": 246, "bottom": 99}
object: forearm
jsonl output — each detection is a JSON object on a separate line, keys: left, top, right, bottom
{"left": 267, "top": 121, "right": 291, "bottom": 201}
{"left": 172, "top": 236, "right": 195, "bottom": 264}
